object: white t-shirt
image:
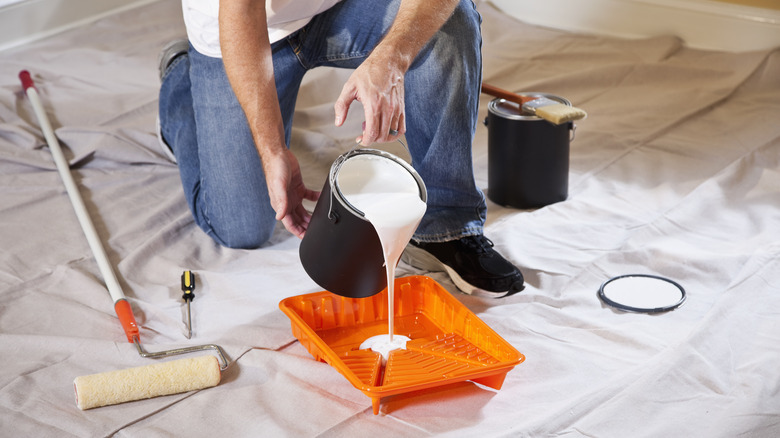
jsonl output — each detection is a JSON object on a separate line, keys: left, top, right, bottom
{"left": 182, "top": 0, "right": 343, "bottom": 58}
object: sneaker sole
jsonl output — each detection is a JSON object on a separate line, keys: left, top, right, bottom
{"left": 401, "top": 244, "right": 511, "bottom": 298}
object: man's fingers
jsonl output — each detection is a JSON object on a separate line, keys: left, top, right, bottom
{"left": 282, "top": 216, "right": 305, "bottom": 239}
{"left": 388, "top": 111, "right": 404, "bottom": 137}
{"left": 334, "top": 85, "right": 356, "bottom": 127}
{"left": 334, "top": 99, "right": 349, "bottom": 127}
{"left": 305, "top": 189, "right": 321, "bottom": 203}
{"left": 282, "top": 201, "right": 314, "bottom": 239}
{"left": 271, "top": 190, "right": 288, "bottom": 222}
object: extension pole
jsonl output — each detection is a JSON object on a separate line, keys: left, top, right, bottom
{"left": 19, "top": 70, "right": 139, "bottom": 343}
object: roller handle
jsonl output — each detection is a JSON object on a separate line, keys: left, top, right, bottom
{"left": 19, "top": 70, "right": 35, "bottom": 91}
{"left": 20, "top": 69, "right": 136, "bottom": 342}
{"left": 481, "top": 83, "right": 536, "bottom": 106}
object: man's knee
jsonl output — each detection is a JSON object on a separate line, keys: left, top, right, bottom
{"left": 448, "top": 0, "right": 481, "bottom": 39}
{"left": 202, "top": 210, "right": 277, "bottom": 249}
{"left": 423, "top": 0, "right": 481, "bottom": 67}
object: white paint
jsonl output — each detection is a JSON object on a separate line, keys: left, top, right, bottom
{"left": 337, "top": 154, "right": 426, "bottom": 359}
{"left": 359, "top": 334, "right": 411, "bottom": 364}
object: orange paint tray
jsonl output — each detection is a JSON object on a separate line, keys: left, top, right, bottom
{"left": 279, "top": 275, "right": 525, "bottom": 414}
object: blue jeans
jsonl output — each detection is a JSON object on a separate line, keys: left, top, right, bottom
{"left": 159, "top": 0, "right": 486, "bottom": 248}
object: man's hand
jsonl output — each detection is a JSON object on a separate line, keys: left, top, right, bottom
{"left": 334, "top": 55, "right": 406, "bottom": 145}
{"left": 332, "top": 0, "right": 459, "bottom": 145}
{"left": 264, "top": 149, "right": 320, "bottom": 238}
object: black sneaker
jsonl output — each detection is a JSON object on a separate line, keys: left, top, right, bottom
{"left": 158, "top": 39, "right": 189, "bottom": 80}
{"left": 401, "top": 235, "right": 525, "bottom": 298}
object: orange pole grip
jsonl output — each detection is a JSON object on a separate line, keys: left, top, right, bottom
{"left": 114, "top": 299, "right": 140, "bottom": 343}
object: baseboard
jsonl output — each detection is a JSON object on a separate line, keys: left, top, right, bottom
{"left": 0, "top": 0, "right": 161, "bottom": 52}
{"left": 488, "top": 0, "right": 780, "bottom": 52}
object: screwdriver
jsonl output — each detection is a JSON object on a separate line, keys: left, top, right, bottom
{"left": 181, "top": 270, "right": 195, "bottom": 339}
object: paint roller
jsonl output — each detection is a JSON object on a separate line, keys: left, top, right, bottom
{"left": 18, "top": 70, "right": 229, "bottom": 410}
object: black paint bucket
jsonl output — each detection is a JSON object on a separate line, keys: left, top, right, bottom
{"left": 299, "top": 148, "right": 427, "bottom": 298}
{"left": 485, "top": 94, "right": 576, "bottom": 209}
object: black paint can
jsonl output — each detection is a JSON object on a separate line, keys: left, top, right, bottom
{"left": 299, "top": 148, "right": 427, "bottom": 298}
{"left": 485, "top": 94, "right": 575, "bottom": 209}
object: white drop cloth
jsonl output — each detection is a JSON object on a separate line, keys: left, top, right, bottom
{"left": 1, "top": 1, "right": 779, "bottom": 436}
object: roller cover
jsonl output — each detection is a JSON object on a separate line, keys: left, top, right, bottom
{"left": 74, "top": 355, "right": 221, "bottom": 410}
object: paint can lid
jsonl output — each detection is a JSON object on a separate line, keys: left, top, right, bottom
{"left": 598, "top": 274, "right": 686, "bottom": 313}
{"left": 487, "top": 92, "right": 571, "bottom": 121}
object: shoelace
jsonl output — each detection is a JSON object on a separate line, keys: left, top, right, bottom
{"left": 460, "top": 235, "right": 494, "bottom": 254}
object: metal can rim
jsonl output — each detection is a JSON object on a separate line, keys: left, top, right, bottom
{"left": 487, "top": 93, "right": 572, "bottom": 121}
{"left": 328, "top": 148, "right": 428, "bottom": 219}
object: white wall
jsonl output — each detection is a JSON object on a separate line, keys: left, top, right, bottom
{"left": 0, "top": 0, "right": 26, "bottom": 7}
{"left": 2, "top": 0, "right": 779, "bottom": 53}
{"left": 489, "top": 0, "right": 780, "bottom": 52}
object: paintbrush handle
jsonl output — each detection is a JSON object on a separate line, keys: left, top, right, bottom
{"left": 481, "top": 83, "right": 535, "bottom": 105}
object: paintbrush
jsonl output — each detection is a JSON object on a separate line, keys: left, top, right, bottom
{"left": 481, "top": 83, "right": 587, "bottom": 125}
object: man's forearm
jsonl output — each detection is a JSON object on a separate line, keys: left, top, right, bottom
{"left": 219, "top": 0, "right": 287, "bottom": 167}
{"left": 372, "top": 0, "right": 460, "bottom": 74}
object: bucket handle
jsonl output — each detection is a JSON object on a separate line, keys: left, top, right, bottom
{"left": 327, "top": 195, "right": 340, "bottom": 222}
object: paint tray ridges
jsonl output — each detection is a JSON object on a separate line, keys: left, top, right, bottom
{"left": 340, "top": 350, "right": 382, "bottom": 386}
{"left": 409, "top": 334, "right": 500, "bottom": 365}
{"left": 382, "top": 349, "right": 478, "bottom": 387}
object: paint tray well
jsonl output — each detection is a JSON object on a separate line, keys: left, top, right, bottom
{"left": 279, "top": 275, "right": 525, "bottom": 414}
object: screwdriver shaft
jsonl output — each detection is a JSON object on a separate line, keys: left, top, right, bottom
{"left": 181, "top": 270, "right": 195, "bottom": 339}
{"left": 186, "top": 300, "right": 192, "bottom": 339}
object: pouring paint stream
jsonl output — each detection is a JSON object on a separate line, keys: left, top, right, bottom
{"left": 336, "top": 154, "right": 427, "bottom": 361}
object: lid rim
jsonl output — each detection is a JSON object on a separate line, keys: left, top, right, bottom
{"left": 329, "top": 148, "right": 428, "bottom": 219}
{"left": 597, "top": 274, "right": 687, "bottom": 314}
{"left": 487, "top": 93, "right": 572, "bottom": 121}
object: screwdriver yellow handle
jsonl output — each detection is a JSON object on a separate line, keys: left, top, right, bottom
{"left": 181, "top": 270, "right": 195, "bottom": 301}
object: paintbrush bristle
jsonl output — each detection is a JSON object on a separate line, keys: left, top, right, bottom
{"left": 535, "top": 103, "right": 587, "bottom": 124}
{"left": 523, "top": 97, "right": 587, "bottom": 124}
